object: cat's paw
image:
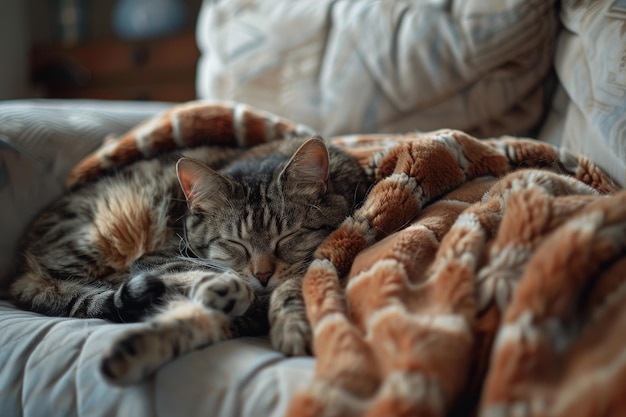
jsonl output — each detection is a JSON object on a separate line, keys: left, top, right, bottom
{"left": 270, "top": 312, "right": 312, "bottom": 356}
{"left": 114, "top": 274, "right": 166, "bottom": 320}
{"left": 102, "top": 301, "right": 233, "bottom": 386}
{"left": 101, "top": 329, "right": 164, "bottom": 386}
{"left": 191, "top": 272, "right": 254, "bottom": 317}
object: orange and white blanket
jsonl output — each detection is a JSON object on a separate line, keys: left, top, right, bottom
{"left": 289, "top": 132, "right": 625, "bottom": 417}
{"left": 68, "top": 102, "right": 626, "bottom": 417}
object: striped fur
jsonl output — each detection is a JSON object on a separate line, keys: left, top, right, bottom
{"left": 66, "top": 101, "right": 316, "bottom": 190}
{"left": 12, "top": 134, "right": 370, "bottom": 385}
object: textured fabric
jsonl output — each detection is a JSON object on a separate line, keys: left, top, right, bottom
{"left": 65, "top": 100, "right": 316, "bottom": 189}
{"left": 0, "top": 300, "right": 314, "bottom": 417}
{"left": 286, "top": 131, "right": 624, "bottom": 417}
{"left": 538, "top": 0, "right": 626, "bottom": 187}
{"left": 196, "top": 0, "right": 558, "bottom": 138}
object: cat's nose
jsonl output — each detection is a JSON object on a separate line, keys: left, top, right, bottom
{"left": 255, "top": 271, "right": 273, "bottom": 287}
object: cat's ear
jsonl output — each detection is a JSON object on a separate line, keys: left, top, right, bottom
{"left": 279, "top": 137, "right": 330, "bottom": 197}
{"left": 176, "top": 158, "right": 240, "bottom": 213}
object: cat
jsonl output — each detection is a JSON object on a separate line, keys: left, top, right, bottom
{"left": 10, "top": 136, "right": 370, "bottom": 385}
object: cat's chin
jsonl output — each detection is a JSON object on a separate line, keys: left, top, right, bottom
{"left": 252, "top": 286, "right": 272, "bottom": 296}
{"left": 246, "top": 281, "right": 276, "bottom": 297}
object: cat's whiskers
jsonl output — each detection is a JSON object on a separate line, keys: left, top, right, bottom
{"left": 179, "top": 222, "right": 206, "bottom": 260}
{"left": 354, "top": 179, "right": 371, "bottom": 209}
{"left": 174, "top": 256, "right": 228, "bottom": 272}
{"left": 176, "top": 233, "right": 190, "bottom": 254}
{"left": 307, "top": 203, "right": 323, "bottom": 214}
{"left": 175, "top": 230, "right": 226, "bottom": 272}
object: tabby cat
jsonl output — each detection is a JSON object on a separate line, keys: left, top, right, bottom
{"left": 10, "top": 136, "right": 370, "bottom": 385}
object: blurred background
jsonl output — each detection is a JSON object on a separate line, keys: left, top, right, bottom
{"left": 0, "top": 0, "right": 202, "bottom": 101}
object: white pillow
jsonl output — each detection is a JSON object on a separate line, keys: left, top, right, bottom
{"left": 539, "top": 0, "right": 626, "bottom": 187}
{"left": 196, "top": 0, "right": 558, "bottom": 138}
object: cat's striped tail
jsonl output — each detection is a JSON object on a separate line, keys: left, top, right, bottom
{"left": 66, "top": 101, "right": 316, "bottom": 189}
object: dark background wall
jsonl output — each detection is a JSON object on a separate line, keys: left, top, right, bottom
{"left": 0, "top": 0, "right": 202, "bottom": 100}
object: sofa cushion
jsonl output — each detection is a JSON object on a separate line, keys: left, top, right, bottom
{"left": 538, "top": 0, "right": 626, "bottom": 187}
{"left": 196, "top": 0, "right": 558, "bottom": 138}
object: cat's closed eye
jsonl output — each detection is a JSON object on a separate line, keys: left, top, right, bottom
{"left": 274, "top": 229, "right": 327, "bottom": 263}
{"left": 210, "top": 239, "right": 249, "bottom": 266}
{"left": 275, "top": 232, "right": 298, "bottom": 252}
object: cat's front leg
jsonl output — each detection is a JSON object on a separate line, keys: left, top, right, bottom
{"left": 268, "top": 277, "right": 312, "bottom": 356}
{"left": 101, "top": 297, "right": 233, "bottom": 385}
{"left": 101, "top": 271, "right": 255, "bottom": 385}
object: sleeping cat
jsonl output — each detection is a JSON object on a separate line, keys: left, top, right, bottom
{"left": 10, "top": 136, "right": 370, "bottom": 385}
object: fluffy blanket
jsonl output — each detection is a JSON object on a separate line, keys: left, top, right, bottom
{"left": 67, "top": 102, "right": 625, "bottom": 417}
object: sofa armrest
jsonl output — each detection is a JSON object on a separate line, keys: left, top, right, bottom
{"left": 0, "top": 99, "right": 173, "bottom": 295}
